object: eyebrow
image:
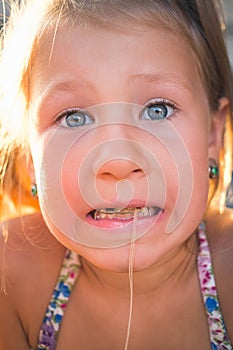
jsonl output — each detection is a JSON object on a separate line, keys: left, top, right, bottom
{"left": 38, "top": 80, "right": 91, "bottom": 99}
{"left": 35, "top": 71, "right": 193, "bottom": 108}
{"left": 131, "top": 72, "right": 193, "bottom": 93}
{"left": 33, "top": 79, "right": 94, "bottom": 114}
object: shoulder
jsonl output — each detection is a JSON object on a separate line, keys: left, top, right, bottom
{"left": 205, "top": 207, "right": 233, "bottom": 340}
{"left": 0, "top": 212, "right": 65, "bottom": 287}
{"left": 0, "top": 213, "right": 66, "bottom": 349}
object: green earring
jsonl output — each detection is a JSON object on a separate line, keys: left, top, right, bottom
{"left": 208, "top": 158, "right": 219, "bottom": 179}
{"left": 31, "top": 183, "right": 38, "bottom": 197}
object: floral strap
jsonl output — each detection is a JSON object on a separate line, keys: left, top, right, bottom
{"left": 197, "top": 222, "right": 232, "bottom": 350}
{"left": 37, "top": 250, "right": 81, "bottom": 350}
{"left": 36, "top": 225, "right": 232, "bottom": 350}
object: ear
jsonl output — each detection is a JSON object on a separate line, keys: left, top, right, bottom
{"left": 208, "top": 97, "right": 229, "bottom": 160}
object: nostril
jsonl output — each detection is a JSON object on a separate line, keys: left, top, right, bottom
{"left": 102, "top": 172, "right": 112, "bottom": 176}
{"left": 96, "top": 160, "right": 144, "bottom": 180}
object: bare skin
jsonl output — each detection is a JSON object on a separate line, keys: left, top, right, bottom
{"left": 1, "top": 23, "right": 232, "bottom": 350}
{"left": 0, "top": 209, "right": 232, "bottom": 350}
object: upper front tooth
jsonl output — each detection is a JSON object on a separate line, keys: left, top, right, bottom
{"left": 100, "top": 208, "right": 122, "bottom": 214}
{"left": 98, "top": 207, "right": 137, "bottom": 215}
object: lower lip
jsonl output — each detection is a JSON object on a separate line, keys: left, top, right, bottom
{"left": 85, "top": 210, "right": 163, "bottom": 229}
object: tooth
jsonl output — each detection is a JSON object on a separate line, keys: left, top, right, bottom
{"left": 94, "top": 211, "right": 106, "bottom": 220}
{"left": 137, "top": 207, "right": 147, "bottom": 217}
{"left": 92, "top": 206, "right": 161, "bottom": 220}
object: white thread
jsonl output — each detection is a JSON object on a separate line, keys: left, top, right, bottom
{"left": 124, "top": 211, "right": 137, "bottom": 350}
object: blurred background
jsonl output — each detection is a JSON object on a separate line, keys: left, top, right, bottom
{"left": 222, "top": 0, "right": 233, "bottom": 208}
{"left": 224, "top": 0, "right": 233, "bottom": 69}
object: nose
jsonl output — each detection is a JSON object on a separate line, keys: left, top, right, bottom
{"left": 97, "top": 159, "right": 143, "bottom": 181}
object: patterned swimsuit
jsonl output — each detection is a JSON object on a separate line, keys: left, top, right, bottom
{"left": 36, "top": 223, "right": 232, "bottom": 350}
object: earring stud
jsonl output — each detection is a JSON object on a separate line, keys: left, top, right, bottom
{"left": 208, "top": 158, "right": 219, "bottom": 179}
{"left": 31, "top": 183, "right": 38, "bottom": 197}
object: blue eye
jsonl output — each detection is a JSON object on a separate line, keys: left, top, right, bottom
{"left": 141, "top": 99, "right": 176, "bottom": 121}
{"left": 57, "top": 109, "right": 94, "bottom": 128}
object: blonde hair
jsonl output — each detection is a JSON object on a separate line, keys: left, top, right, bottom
{"left": 0, "top": 0, "right": 232, "bottom": 220}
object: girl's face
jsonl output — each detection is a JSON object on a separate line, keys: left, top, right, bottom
{"left": 29, "top": 23, "right": 226, "bottom": 271}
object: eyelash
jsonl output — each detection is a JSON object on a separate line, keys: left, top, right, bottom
{"left": 140, "top": 98, "right": 178, "bottom": 121}
{"left": 54, "top": 98, "right": 178, "bottom": 128}
{"left": 55, "top": 108, "right": 94, "bottom": 128}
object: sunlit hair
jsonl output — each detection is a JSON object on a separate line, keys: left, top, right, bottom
{"left": 0, "top": 0, "right": 232, "bottom": 221}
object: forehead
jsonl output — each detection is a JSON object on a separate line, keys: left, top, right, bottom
{"left": 30, "top": 23, "right": 204, "bottom": 104}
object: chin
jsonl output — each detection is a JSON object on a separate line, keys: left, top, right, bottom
{"left": 78, "top": 237, "right": 169, "bottom": 273}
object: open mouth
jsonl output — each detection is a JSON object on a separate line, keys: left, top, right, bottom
{"left": 89, "top": 206, "right": 162, "bottom": 221}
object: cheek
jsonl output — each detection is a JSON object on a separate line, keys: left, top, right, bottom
{"left": 176, "top": 123, "right": 209, "bottom": 219}
{"left": 159, "top": 112, "right": 210, "bottom": 231}
{"left": 185, "top": 123, "right": 209, "bottom": 187}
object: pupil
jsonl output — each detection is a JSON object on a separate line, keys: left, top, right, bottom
{"left": 148, "top": 105, "right": 167, "bottom": 119}
{"left": 66, "top": 112, "right": 85, "bottom": 127}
